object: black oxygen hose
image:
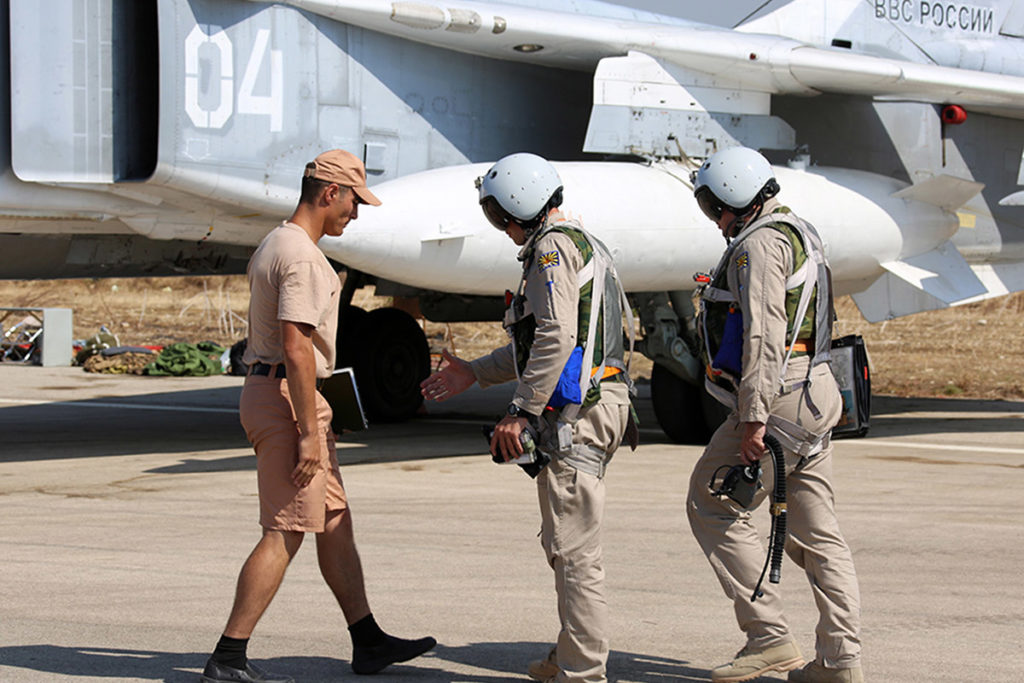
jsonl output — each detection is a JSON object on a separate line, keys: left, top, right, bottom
{"left": 751, "top": 433, "right": 787, "bottom": 601}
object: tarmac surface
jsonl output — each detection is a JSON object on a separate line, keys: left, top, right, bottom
{"left": 1, "top": 364, "right": 1022, "bottom": 682}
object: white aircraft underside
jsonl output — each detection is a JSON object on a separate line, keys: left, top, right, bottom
{"left": 323, "top": 160, "right": 965, "bottom": 299}
{"left": 2, "top": 0, "right": 1024, "bottom": 435}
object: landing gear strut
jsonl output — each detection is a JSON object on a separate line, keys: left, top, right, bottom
{"left": 636, "top": 291, "right": 727, "bottom": 444}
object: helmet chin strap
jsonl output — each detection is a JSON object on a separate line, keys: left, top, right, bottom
{"left": 725, "top": 201, "right": 765, "bottom": 242}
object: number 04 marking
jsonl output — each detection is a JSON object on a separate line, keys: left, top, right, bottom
{"left": 185, "top": 25, "right": 283, "bottom": 132}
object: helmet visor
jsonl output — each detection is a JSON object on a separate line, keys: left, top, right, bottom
{"left": 480, "top": 196, "right": 512, "bottom": 231}
{"left": 694, "top": 186, "right": 726, "bottom": 222}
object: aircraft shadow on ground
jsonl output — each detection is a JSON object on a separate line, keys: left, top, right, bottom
{"left": 7, "top": 381, "right": 1019, "bottom": 467}
{"left": 871, "top": 394, "right": 1024, "bottom": 416}
{"left": 863, "top": 395, "right": 1024, "bottom": 438}
{"left": 0, "top": 385, "right": 249, "bottom": 462}
{"left": 0, "top": 642, "right": 706, "bottom": 682}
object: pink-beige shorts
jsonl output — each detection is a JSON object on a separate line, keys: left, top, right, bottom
{"left": 239, "top": 374, "right": 348, "bottom": 532}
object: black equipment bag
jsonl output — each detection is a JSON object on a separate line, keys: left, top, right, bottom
{"left": 829, "top": 335, "right": 870, "bottom": 438}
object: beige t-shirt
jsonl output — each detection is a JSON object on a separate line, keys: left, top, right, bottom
{"left": 242, "top": 222, "right": 340, "bottom": 378}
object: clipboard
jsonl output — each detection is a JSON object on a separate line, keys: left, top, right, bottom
{"left": 319, "top": 367, "right": 369, "bottom": 433}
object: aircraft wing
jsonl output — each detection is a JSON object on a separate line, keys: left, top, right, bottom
{"left": 273, "top": 0, "right": 1024, "bottom": 113}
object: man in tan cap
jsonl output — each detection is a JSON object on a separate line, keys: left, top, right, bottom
{"left": 201, "top": 150, "right": 434, "bottom": 683}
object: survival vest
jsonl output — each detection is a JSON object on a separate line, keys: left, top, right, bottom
{"left": 505, "top": 216, "right": 635, "bottom": 420}
{"left": 698, "top": 208, "right": 834, "bottom": 410}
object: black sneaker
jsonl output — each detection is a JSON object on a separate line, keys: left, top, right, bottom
{"left": 200, "top": 657, "right": 294, "bottom": 683}
{"left": 351, "top": 634, "right": 437, "bottom": 675}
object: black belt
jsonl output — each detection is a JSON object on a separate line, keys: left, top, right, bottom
{"left": 250, "top": 362, "right": 286, "bottom": 378}
{"left": 249, "top": 361, "right": 326, "bottom": 389}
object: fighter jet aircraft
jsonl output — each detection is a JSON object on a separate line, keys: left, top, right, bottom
{"left": 2, "top": 0, "right": 1023, "bottom": 441}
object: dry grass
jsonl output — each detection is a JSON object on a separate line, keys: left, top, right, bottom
{"left": 833, "top": 294, "right": 1024, "bottom": 400}
{"left": 2, "top": 274, "right": 1023, "bottom": 400}
{"left": 0, "top": 276, "right": 251, "bottom": 348}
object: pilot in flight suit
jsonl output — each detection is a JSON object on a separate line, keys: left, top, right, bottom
{"left": 687, "top": 147, "right": 864, "bottom": 683}
{"left": 420, "top": 152, "right": 637, "bottom": 683}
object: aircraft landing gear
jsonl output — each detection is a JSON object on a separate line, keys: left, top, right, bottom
{"left": 337, "top": 306, "right": 430, "bottom": 422}
{"left": 635, "top": 291, "right": 729, "bottom": 444}
{"left": 650, "top": 363, "right": 727, "bottom": 444}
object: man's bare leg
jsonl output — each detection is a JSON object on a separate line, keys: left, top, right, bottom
{"left": 316, "top": 508, "right": 436, "bottom": 675}
{"left": 224, "top": 529, "right": 304, "bottom": 638}
{"left": 316, "top": 508, "right": 370, "bottom": 623}
{"left": 201, "top": 529, "right": 304, "bottom": 683}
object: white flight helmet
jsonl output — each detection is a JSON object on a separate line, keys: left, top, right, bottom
{"left": 693, "top": 146, "right": 778, "bottom": 222}
{"left": 477, "top": 152, "right": 563, "bottom": 230}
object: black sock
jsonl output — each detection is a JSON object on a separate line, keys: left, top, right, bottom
{"left": 211, "top": 634, "right": 249, "bottom": 670}
{"left": 348, "top": 613, "right": 387, "bottom": 647}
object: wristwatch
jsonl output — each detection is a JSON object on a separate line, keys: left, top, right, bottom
{"left": 506, "top": 403, "right": 533, "bottom": 419}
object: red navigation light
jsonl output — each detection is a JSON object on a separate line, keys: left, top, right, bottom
{"left": 942, "top": 105, "right": 967, "bottom": 125}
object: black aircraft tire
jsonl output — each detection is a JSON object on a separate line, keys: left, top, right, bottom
{"left": 350, "top": 307, "right": 430, "bottom": 422}
{"left": 700, "top": 386, "right": 730, "bottom": 437}
{"left": 228, "top": 338, "right": 249, "bottom": 376}
{"left": 651, "top": 363, "right": 715, "bottom": 445}
{"left": 336, "top": 305, "right": 369, "bottom": 369}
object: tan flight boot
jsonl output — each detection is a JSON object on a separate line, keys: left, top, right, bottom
{"left": 527, "top": 647, "right": 559, "bottom": 682}
{"left": 788, "top": 661, "right": 864, "bottom": 682}
{"left": 711, "top": 640, "right": 804, "bottom": 683}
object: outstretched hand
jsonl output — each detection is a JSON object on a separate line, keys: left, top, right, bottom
{"left": 420, "top": 349, "right": 475, "bottom": 401}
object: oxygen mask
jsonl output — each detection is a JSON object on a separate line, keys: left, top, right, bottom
{"left": 709, "top": 461, "right": 762, "bottom": 508}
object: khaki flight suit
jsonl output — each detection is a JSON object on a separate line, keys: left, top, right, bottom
{"left": 472, "top": 212, "right": 630, "bottom": 683}
{"left": 687, "top": 206, "right": 863, "bottom": 670}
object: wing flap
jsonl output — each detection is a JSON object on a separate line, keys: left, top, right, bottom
{"left": 851, "top": 241, "right": 992, "bottom": 321}
{"left": 891, "top": 175, "right": 985, "bottom": 212}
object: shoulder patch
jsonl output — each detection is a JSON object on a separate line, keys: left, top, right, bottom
{"left": 538, "top": 250, "right": 561, "bottom": 272}
{"left": 735, "top": 251, "right": 749, "bottom": 270}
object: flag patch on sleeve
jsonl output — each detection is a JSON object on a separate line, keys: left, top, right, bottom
{"left": 538, "top": 250, "right": 561, "bottom": 271}
{"left": 735, "top": 251, "right": 749, "bottom": 270}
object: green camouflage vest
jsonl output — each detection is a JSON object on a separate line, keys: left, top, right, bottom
{"left": 510, "top": 221, "right": 626, "bottom": 408}
{"left": 699, "top": 208, "right": 823, "bottom": 394}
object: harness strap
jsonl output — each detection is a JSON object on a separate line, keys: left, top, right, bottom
{"left": 702, "top": 285, "right": 735, "bottom": 303}
{"left": 577, "top": 259, "right": 595, "bottom": 288}
{"left": 592, "top": 365, "right": 623, "bottom": 380}
{"left": 564, "top": 250, "right": 602, "bottom": 422}
{"left": 785, "top": 261, "right": 809, "bottom": 290}
{"left": 561, "top": 444, "right": 612, "bottom": 478}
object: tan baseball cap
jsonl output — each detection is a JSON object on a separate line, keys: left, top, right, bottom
{"left": 304, "top": 149, "right": 382, "bottom": 206}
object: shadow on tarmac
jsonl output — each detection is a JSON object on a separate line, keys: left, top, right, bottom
{"left": 864, "top": 395, "right": 1024, "bottom": 439}
{"left": 431, "top": 641, "right": 705, "bottom": 681}
{"left": 0, "top": 386, "right": 248, "bottom": 463}
{"left": 0, "top": 643, "right": 707, "bottom": 682}
{"left": 872, "top": 394, "right": 1024, "bottom": 416}
{"left": 5, "top": 378, "right": 1023, "bottom": 467}
{"left": 0, "top": 645, "right": 209, "bottom": 682}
